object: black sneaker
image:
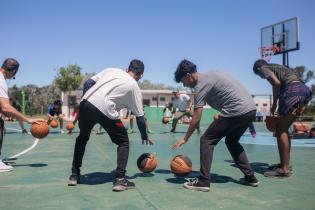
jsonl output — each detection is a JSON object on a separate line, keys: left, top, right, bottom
{"left": 183, "top": 177, "right": 210, "bottom": 192}
{"left": 68, "top": 174, "right": 80, "bottom": 186}
{"left": 170, "top": 129, "right": 175, "bottom": 133}
{"left": 112, "top": 178, "right": 135, "bottom": 192}
{"left": 240, "top": 175, "right": 259, "bottom": 187}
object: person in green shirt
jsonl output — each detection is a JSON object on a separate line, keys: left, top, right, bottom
{"left": 253, "top": 59, "right": 312, "bottom": 178}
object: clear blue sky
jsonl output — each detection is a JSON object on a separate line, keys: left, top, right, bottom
{"left": 1, "top": 0, "right": 314, "bottom": 94}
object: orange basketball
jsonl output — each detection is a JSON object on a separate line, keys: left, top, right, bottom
{"left": 170, "top": 155, "right": 192, "bottom": 176}
{"left": 31, "top": 122, "right": 49, "bottom": 139}
{"left": 293, "top": 122, "right": 310, "bottom": 133}
{"left": 66, "top": 121, "right": 75, "bottom": 131}
{"left": 50, "top": 120, "right": 59, "bottom": 128}
{"left": 162, "top": 116, "right": 169, "bottom": 124}
{"left": 265, "top": 116, "right": 279, "bottom": 132}
{"left": 137, "top": 153, "right": 157, "bottom": 173}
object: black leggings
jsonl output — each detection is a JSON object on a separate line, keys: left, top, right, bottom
{"left": 71, "top": 100, "right": 129, "bottom": 178}
{"left": 200, "top": 110, "right": 256, "bottom": 184}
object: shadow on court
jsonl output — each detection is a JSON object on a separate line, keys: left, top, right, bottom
{"left": 166, "top": 172, "right": 239, "bottom": 184}
{"left": 12, "top": 163, "right": 48, "bottom": 167}
{"left": 80, "top": 171, "right": 116, "bottom": 185}
{"left": 79, "top": 170, "right": 155, "bottom": 185}
{"left": 224, "top": 159, "right": 270, "bottom": 175}
{"left": 160, "top": 131, "right": 187, "bottom": 134}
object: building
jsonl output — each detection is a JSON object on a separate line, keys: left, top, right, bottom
{"left": 62, "top": 90, "right": 272, "bottom": 121}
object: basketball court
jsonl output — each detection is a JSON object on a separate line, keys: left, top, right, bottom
{"left": 0, "top": 121, "right": 314, "bottom": 210}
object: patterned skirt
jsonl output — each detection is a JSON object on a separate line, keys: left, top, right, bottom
{"left": 278, "top": 82, "right": 312, "bottom": 116}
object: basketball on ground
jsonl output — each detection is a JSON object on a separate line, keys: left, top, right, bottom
{"left": 137, "top": 153, "right": 157, "bottom": 173}
{"left": 31, "top": 122, "right": 49, "bottom": 139}
{"left": 50, "top": 120, "right": 59, "bottom": 128}
{"left": 170, "top": 155, "right": 192, "bottom": 176}
{"left": 66, "top": 121, "right": 75, "bottom": 131}
{"left": 162, "top": 116, "right": 169, "bottom": 124}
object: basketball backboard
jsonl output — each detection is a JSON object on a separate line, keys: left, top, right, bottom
{"left": 261, "top": 17, "right": 300, "bottom": 55}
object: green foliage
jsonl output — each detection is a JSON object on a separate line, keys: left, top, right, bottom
{"left": 9, "top": 83, "right": 61, "bottom": 115}
{"left": 54, "top": 64, "right": 83, "bottom": 92}
{"left": 293, "top": 66, "right": 315, "bottom": 84}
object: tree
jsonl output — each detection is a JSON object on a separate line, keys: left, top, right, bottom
{"left": 54, "top": 64, "right": 84, "bottom": 93}
{"left": 294, "top": 66, "right": 315, "bottom": 117}
{"left": 54, "top": 64, "right": 84, "bottom": 116}
{"left": 293, "top": 66, "right": 315, "bottom": 84}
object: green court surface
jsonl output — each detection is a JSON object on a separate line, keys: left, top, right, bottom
{"left": 1, "top": 121, "right": 315, "bottom": 210}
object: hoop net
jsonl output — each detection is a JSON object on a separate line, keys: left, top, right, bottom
{"left": 259, "top": 45, "right": 281, "bottom": 62}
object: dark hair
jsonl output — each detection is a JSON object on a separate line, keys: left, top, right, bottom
{"left": 53, "top": 100, "right": 62, "bottom": 106}
{"left": 128, "top": 59, "right": 144, "bottom": 74}
{"left": 253, "top": 59, "right": 268, "bottom": 74}
{"left": 2, "top": 58, "right": 19, "bottom": 72}
{"left": 174, "top": 59, "right": 197, "bottom": 83}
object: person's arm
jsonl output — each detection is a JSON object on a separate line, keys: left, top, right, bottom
{"left": 0, "top": 97, "right": 45, "bottom": 123}
{"left": 267, "top": 74, "right": 281, "bottom": 115}
{"left": 187, "top": 99, "right": 192, "bottom": 112}
{"left": 131, "top": 85, "right": 153, "bottom": 145}
{"left": 47, "top": 105, "right": 54, "bottom": 120}
{"left": 136, "top": 116, "right": 153, "bottom": 145}
{"left": 172, "top": 107, "right": 203, "bottom": 149}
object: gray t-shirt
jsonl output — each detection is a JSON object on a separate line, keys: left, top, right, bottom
{"left": 194, "top": 71, "right": 256, "bottom": 117}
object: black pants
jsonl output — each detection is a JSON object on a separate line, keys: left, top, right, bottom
{"left": 200, "top": 110, "right": 256, "bottom": 184}
{"left": 71, "top": 100, "right": 129, "bottom": 178}
{"left": 0, "top": 118, "right": 4, "bottom": 156}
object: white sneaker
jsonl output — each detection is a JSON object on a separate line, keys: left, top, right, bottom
{"left": 60, "top": 129, "right": 65, "bottom": 134}
{"left": 0, "top": 160, "right": 13, "bottom": 172}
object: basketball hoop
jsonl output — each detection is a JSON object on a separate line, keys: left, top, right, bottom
{"left": 259, "top": 45, "right": 281, "bottom": 62}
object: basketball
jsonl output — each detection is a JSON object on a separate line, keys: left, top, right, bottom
{"left": 265, "top": 116, "right": 278, "bottom": 132}
{"left": 66, "top": 121, "right": 75, "bottom": 131}
{"left": 50, "top": 120, "right": 59, "bottom": 128}
{"left": 137, "top": 153, "right": 157, "bottom": 173}
{"left": 162, "top": 116, "right": 169, "bottom": 124}
{"left": 31, "top": 122, "right": 49, "bottom": 139}
{"left": 170, "top": 155, "right": 192, "bottom": 176}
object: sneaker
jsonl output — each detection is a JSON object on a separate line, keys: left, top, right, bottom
{"left": 170, "top": 129, "right": 175, "bottom": 133}
{"left": 264, "top": 168, "right": 291, "bottom": 178}
{"left": 60, "top": 129, "right": 65, "bottom": 134}
{"left": 22, "top": 129, "right": 29, "bottom": 134}
{"left": 183, "top": 177, "right": 210, "bottom": 192}
{"left": 68, "top": 173, "right": 80, "bottom": 186}
{"left": 0, "top": 160, "right": 13, "bottom": 172}
{"left": 240, "top": 175, "right": 259, "bottom": 187}
{"left": 112, "top": 177, "right": 135, "bottom": 192}
{"left": 268, "top": 163, "right": 293, "bottom": 172}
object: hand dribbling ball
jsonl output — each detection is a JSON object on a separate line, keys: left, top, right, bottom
{"left": 66, "top": 121, "right": 75, "bottom": 131}
{"left": 50, "top": 120, "right": 59, "bottom": 128}
{"left": 162, "top": 116, "right": 170, "bottom": 124}
{"left": 265, "top": 116, "right": 278, "bottom": 132}
{"left": 31, "top": 122, "right": 49, "bottom": 139}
